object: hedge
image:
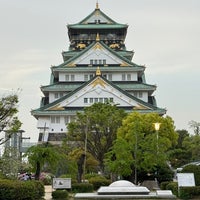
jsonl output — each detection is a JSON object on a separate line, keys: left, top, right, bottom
{"left": 0, "top": 179, "right": 44, "bottom": 200}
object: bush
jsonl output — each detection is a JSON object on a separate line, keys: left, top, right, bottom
{"left": 160, "top": 181, "right": 170, "bottom": 190}
{"left": 179, "top": 186, "right": 200, "bottom": 199}
{"left": 72, "top": 183, "right": 93, "bottom": 193}
{"left": 88, "top": 176, "right": 111, "bottom": 190}
{"left": 52, "top": 189, "right": 69, "bottom": 199}
{"left": 166, "top": 182, "right": 178, "bottom": 196}
{"left": 0, "top": 179, "right": 44, "bottom": 200}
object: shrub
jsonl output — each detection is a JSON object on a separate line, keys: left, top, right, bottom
{"left": 0, "top": 179, "right": 44, "bottom": 200}
{"left": 160, "top": 181, "right": 170, "bottom": 190}
{"left": 179, "top": 186, "right": 200, "bottom": 199}
{"left": 166, "top": 182, "right": 178, "bottom": 196}
{"left": 88, "top": 176, "right": 111, "bottom": 190}
{"left": 72, "top": 183, "right": 93, "bottom": 193}
{"left": 52, "top": 189, "right": 69, "bottom": 199}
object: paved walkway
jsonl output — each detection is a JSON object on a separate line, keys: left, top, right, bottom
{"left": 44, "top": 185, "right": 53, "bottom": 200}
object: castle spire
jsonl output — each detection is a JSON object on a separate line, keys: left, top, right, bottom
{"left": 96, "top": 1, "right": 99, "bottom": 10}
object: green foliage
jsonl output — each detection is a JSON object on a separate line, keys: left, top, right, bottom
{"left": 182, "top": 164, "right": 200, "bottom": 186}
{"left": 157, "top": 164, "right": 174, "bottom": 183}
{"left": 179, "top": 186, "right": 200, "bottom": 199}
{"left": 0, "top": 94, "right": 22, "bottom": 145}
{"left": 160, "top": 181, "right": 170, "bottom": 190}
{"left": 188, "top": 120, "right": 200, "bottom": 135}
{"left": 72, "top": 183, "right": 93, "bottom": 193}
{"left": 0, "top": 179, "right": 44, "bottom": 200}
{"left": 88, "top": 176, "right": 111, "bottom": 190}
{"left": 0, "top": 147, "right": 21, "bottom": 178}
{"left": 105, "top": 112, "right": 177, "bottom": 180}
{"left": 52, "top": 190, "right": 69, "bottom": 199}
{"left": 183, "top": 135, "right": 200, "bottom": 161}
{"left": 168, "top": 148, "right": 191, "bottom": 168}
{"left": 166, "top": 182, "right": 178, "bottom": 196}
{"left": 67, "top": 102, "right": 126, "bottom": 173}
{"left": 24, "top": 143, "right": 64, "bottom": 179}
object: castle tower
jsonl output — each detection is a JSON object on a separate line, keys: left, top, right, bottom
{"left": 32, "top": 5, "right": 166, "bottom": 144}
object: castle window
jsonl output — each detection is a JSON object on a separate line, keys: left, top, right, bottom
{"left": 94, "top": 98, "right": 98, "bottom": 102}
{"left": 104, "top": 98, "right": 108, "bottom": 102}
{"left": 84, "top": 74, "right": 88, "bottom": 81}
{"left": 108, "top": 74, "right": 112, "bottom": 81}
{"left": 122, "top": 74, "right": 126, "bottom": 81}
{"left": 71, "top": 74, "right": 75, "bottom": 81}
{"left": 103, "top": 59, "right": 106, "bottom": 65}
{"left": 90, "top": 60, "right": 93, "bottom": 65}
{"left": 65, "top": 116, "right": 70, "bottom": 124}
{"left": 90, "top": 98, "right": 93, "bottom": 103}
{"left": 99, "top": 60, "right": 102, "bottom": 65}
{"left": 127, "top": 74, "right": 131, "bottom": 81}
{"left": 99, "top": 98, "right": 103, "bottom": 103}
{"left": 51, "top": 116, "right": 60, "bottom": 124}
{"left": 110, "top": 98, "right": 114, "bottom": 102}
{"left": 94, "top": 59, "right": 98, "bottom": 65}
{"left": 54, "top": 93, "right": 59, "bottom": 99}
{"left": 65, "top": 75, "right": 69, "bottom": 81}
{"left": 139, "top": 92, "right": 143, "bottom": 98}
{"left": 84, "top": 98, "right": 88, "bottom": 103}
{"left": 90, "top": 74, "right": 94, "bottom": 79}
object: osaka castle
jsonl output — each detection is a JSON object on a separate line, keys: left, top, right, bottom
{"left": 32, "top": 4, "right": 166, "bottom": 144}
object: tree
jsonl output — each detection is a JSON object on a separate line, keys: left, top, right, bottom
{"left": 188, "top": 120, "right": 200, "bottom": 135}
{"left": 105, "top": 112, "right": 178, "bottom": 183}
{"left": 182, "top": 134, "right": 200, "bottom": 161}
{"left": 67, "top": 102, "right": 126, "bottom": 175}
{"left": 168, "top": 130, "right": 191, "bottom": 168}
{"left": 24, "top": 143, "right": 63, "bottom": 180}
{"left": 0, "top": 147, "right": 22, "bottom": 178}
{"left": 0, "top": 94, "right": 22, "bottom": 145}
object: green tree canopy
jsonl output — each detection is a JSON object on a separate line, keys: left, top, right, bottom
{"left": 0, "top": 94, "right": 22, "bottom": 145}
{"left": 67, "top": 102, "right": 126, "bottom": 174}
{"left": 188, "top": 120, "right": 200, "bottom": 135}
{"left": 105, "top": 112, "right": 178, "bottom": 182}
{"left": 24, "top": 143, "right": 63, "bottom": 180}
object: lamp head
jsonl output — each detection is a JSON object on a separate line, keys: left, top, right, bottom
{"left": 154, "top": 123, "right": 161, "bottom": 131}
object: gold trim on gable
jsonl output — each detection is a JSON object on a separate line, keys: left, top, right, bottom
{"left": 133, "top": 105, "right": 148, "bottom": 110}
{"left": 120, "top": 62, "right": 128, "bottom": 67}
{"left": 93, "top": 43, "right": 102, "bottom": 50}
{"left": 91, "top": 77, "right": 106, "bottom": 88}
{"left": 96, "top": 67, "right": 101, "bottom": 76}
{"left": 68, "top": 62, "right": 76, "bottom": 67}
{"left": 96, "top": 33, "right": 100, "bottom": 41}
{"left": 48, "top": 105, "right": 65, "bottom": 111}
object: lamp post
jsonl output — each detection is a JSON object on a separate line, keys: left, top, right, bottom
{"left": 153, "top": 122, "right": 161, "bottom": 182}
{"left": 154, "top": 123, "right": 161, "bottom": 154}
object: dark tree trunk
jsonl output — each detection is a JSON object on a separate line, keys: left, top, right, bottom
{"left": 35, "top": 161, "right": 41, "bottom": 180}
{"left": 77, "top": 154, "right": 85, "bottom": 183}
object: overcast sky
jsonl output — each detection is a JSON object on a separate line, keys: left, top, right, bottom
{"left": 0, "top": 0, "right": 199, "bottom": 142}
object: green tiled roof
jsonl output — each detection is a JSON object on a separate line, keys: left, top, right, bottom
{"left": 32, "top": 75, "right": 165, "bottom": 116}
{"left": 41, "top": 82, "right": 156, "bottom": 93}
{"left": 68, "top": 6, "right": 128, "bottom": 30}
{"left": 41, "top": 83, "right": 82, "bottom": 92}
{"left": 52, "top": 41, "right": 143, "bottom": 70}
{"left": 68, "top": 24, "right": 128, "bottom": 29}
{"left": 51, "top": 66, "right": 145, "bottom": 72}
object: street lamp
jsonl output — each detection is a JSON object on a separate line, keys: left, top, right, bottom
{"left": 154, "top": 123, "right": 161, "bottom": 154}
{"left": 153, "top": 122, "right": 161, "bottom": 183}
